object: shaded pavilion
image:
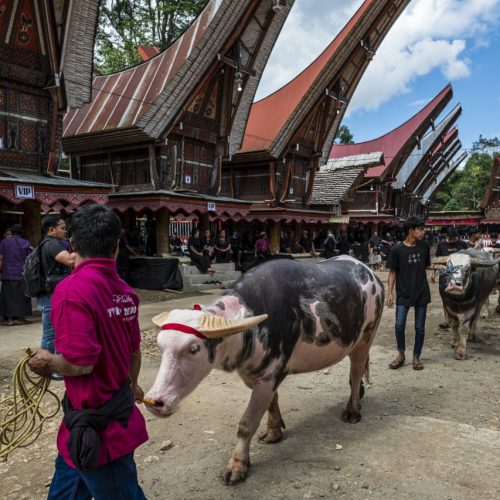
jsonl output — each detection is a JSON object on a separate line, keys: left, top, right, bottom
{"left": 62, "top": 0, "right": 294, "bottom": 253}
{"left": 480, "top": 156, "right": 500, "bottom": 227}
{"left": 328, "top": 84, "right": 456, "bottom": 226}
{"left": 225, "top": 0, "right": 411, "bottom": 248}
{"left": 0, "top": 0, "right": 109, "bottom": 243}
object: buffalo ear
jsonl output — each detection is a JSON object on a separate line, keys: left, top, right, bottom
{"left": 152, "top": 311, "right": 171, "bottom": 328}
{"left": 199, "top": 314, "right": 268, "bottom": 339}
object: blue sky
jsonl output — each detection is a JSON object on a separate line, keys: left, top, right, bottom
{"left": 255, "top": 0, "right": 500, "bottom": 151}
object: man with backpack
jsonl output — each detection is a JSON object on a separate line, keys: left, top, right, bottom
{"left": 37, "top": 214, "right": 75, "bottom": 360}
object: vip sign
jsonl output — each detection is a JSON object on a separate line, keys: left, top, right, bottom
{"left": 184, "top": 175, "right": 192, "bottom": 184}
{"left": 15, "top": 185, "right": 35, "bottom": 199}
{"left": 207, "top": 202, "right": 217, "bottom": 212}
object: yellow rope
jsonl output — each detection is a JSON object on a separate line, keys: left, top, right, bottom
{"left": 0, "top": 349, "right": 60, "bottom": 460}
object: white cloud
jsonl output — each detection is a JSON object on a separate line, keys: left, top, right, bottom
{"left": 256, "top": 0, "right": 500, "bottom": 112}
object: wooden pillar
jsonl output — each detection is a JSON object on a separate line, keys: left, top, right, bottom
{"left": 119, "top": 210, "right": 130, "bottom": 230}
{"left": 156, "top": 207, "right": 170, "bottom": 256}
{"left": 22, "top": 200, "right": 41, "bottom": 246}
{"left": 270, "top": 221, "right": 281, "bottom": 254}
{"left": 199, "top": 212, "right": 209, "bottom": 231}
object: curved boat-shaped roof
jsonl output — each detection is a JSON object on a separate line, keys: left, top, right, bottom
{"left": 480, "top": 157, "right": 500, "bottom": 209}
{"left": 240, "top": 0, "right": 379, "bottom": 154}
{"left": 63, "top": 1, "right": 219, "bottom": 138}
{"left": 330, "top": 84, "right": 453, "bottom": 180}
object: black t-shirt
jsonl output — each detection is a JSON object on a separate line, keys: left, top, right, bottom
{"left": 436, "top": 239, "right": 467, "bottom": 256}
{"left": 387, "top": 240, "right": 431, "bottom": 306}
{"left": 215, "top": 238, "right": 229, "bottom": 251}
{"left": 40, "top": 237, "right": 71, "bottom": 290}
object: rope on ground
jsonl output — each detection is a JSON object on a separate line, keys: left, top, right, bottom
{"left": 0, "top": 348, "right": 60, "bottom": 460}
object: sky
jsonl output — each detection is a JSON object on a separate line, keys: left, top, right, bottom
{"left": 255, "top": 0, "right": 500, "bottom": 153}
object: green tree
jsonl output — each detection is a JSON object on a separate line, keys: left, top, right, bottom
{"left": 95, "top": 0, "right": 208, "bottom": 74}
{"left": 429, "top": 151, "right": 499, "bottom": 210}
{"left": 335, "top": 125, "right": 354, "bottom": 144}
{"left": 472, "top": 134, "right": 500, "bottom": 151}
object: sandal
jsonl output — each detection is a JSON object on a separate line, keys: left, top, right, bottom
{"left": 438, "top": 323, "right": 450, "bottom": 329}
{"left": 389, "top": 354, "right": 405, "bottom": 369}
{"left": 412, "top": 357, "right": 424, "bottom": 370}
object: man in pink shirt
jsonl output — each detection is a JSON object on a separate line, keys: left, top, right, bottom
{"left": 28, "top": 204, "right": 148, "bottom": 499}
{"left": 255, "top": 231, "right": 272, "bottom": 263}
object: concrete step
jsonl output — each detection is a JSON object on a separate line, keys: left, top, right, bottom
{"left": 181, "top": 262, "right": 236, "bottom": 276}
{"left": 183, "top": 280, "right": 237, "bottom": 292}
{"left": 183, "top": 270, "right": 241, "bottom": 286}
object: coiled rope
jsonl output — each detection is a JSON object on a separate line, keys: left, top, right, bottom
{"left": 0, "top": 349, "right": 60, "bottom": 460}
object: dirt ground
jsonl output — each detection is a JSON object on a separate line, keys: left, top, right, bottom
{"left": 1, "top": 274, "right": 499, "bottom": 499}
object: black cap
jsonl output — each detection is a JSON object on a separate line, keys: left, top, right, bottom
{"left": 446, "top": 227, "right": 458, "bottom": 237}
{"left": 467, "top": 227, "right": 480, "bottom": 236}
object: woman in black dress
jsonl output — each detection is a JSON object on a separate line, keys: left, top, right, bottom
{"left": 188, "top": 229, "right": 213, "bottom": 273}
{"left": 215, "top": 230, "right": 232, "bottom": 263}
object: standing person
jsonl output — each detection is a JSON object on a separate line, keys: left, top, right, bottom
{"left": 255, "top": 231, "right": 272, "bottom": 263}
{"left": 116, "top": 228, "right": 138, "bottom": 281}
{"left": 229, "top": 231, "right": 242, "bottom": 266}
{"left": 215, "top": 230, "right": 232, "bottom": 263}
{"left": 368, "top": 231, "right": 383, "bottom": 270}
{"left": 323, "top": 231, "right": 337, "bottom": 259}
{"left": 188, "top": 228, "right": 214, "bottom": 274}
{"left": 38, "top": 214, "right": 75, "bottom": 356}
{"left": 386, "top": 217, "right": 440, "bottom": 370}
{"left": 300, "top": 230, "right": 317, "bottom": 257}
{"left": 27, "top": 204, "right": 148, "bottom": 499}
{"left": 0, "top": 224, "right": 32, "bottom": 325}
{"left": 467, "top": 227, "right": 482, "bottom": 250}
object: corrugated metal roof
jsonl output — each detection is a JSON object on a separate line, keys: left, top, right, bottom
{"left": 0, "top": 171, "right": 110, "bottom": 188}
{"left": 63, "top": 1, "right": 218, "bottom": 137}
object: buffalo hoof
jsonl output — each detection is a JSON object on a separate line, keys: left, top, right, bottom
{"left": 454, "top": 348, "right": 468, "bottom": 360}
{"left": 219, "top": 457, "right": 249, "bottom": 485}
{"left": 258, "top": 427, "right": 283, "bottom": 444}
{"left": 341, "top": 409, "right": 361, "bottom": 424}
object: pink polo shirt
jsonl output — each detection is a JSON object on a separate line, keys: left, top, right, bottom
{"left": 52, "top": 258, "right": 148, "bottom": 468}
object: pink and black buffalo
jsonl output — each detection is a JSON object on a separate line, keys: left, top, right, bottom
{"left": 146, "top": 256, "right": 384, "bottom": 484}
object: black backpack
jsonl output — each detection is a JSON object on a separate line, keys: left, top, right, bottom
{"left": 22, "top": 240, "right": 48, "bottom": 297}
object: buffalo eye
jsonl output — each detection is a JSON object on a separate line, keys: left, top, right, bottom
{"left": 189, "top": 344, "right": 201, "bottom": 355}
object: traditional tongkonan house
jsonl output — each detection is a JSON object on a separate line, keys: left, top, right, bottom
{"left": 225, "top": 0, "right": 411, "bottom": 250}
{"left": 410, "top": 128, "right": 463, "bottom": 216}
{"left": 327, "top": 84, "right": 457, "bottom": 232}
{"left": 62, "top": 0, "right": 294, "bottom": 254}
{"left": 393, "top": 103, "right": 462, "bottom": 217}
{"left": 308, "top": 152, "right": 384, "bottom": 222}
{"left": 0, "top": 0, "right": 109, "bottom": 244}
{"left": 480, "top": 156, "right": 500, "bottom": 230}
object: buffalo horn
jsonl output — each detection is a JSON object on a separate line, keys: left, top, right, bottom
{"left": 470, "top": 257, "right": 500, "bottom": 267}
{"left": 199, "top": 314, "right": 268, "bottom": 338}
{"left": 152, "top": 311, "right": 171, "bottom": 328}
{"left": 431, "top": 257, "right": 450, "bottom": 265}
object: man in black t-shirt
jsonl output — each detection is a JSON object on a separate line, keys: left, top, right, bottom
{"left": 38, "top": 214, "right": 75, "bottom": 361}
{"left": 386, "top": 217, "right": 441, "bottom": 371}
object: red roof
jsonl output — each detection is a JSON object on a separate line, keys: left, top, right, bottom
{"left": 63, "top": 1, "right": 217, "bottom": 138}
{"left": 330, "top": 84, "right": 453, "bottom": 180}
{"left": 138, "top": 45, "right": 160, "bottom": 61}
{"left": 239, "top": 0, "right": 375, "bottom": 153}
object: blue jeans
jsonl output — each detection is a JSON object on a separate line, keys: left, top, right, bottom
{"left": 48, "top": 453, "right": 146, "bottom": 500}
{"left": 37, "top": 294, "right": 56, "bottom": 353}
{"left": 395, "top": 305, "right": 427, "bottom": 357}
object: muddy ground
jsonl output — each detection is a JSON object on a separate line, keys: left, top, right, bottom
{"left": 1, "top": 274, "right": 499, "bottom": 499}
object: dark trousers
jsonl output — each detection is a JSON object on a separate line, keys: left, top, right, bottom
{"left": 395, "top": 305, "right": 427, "bottom": 357}
{"left": 48, "top": 453, "right": 146, "bottom": 500}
